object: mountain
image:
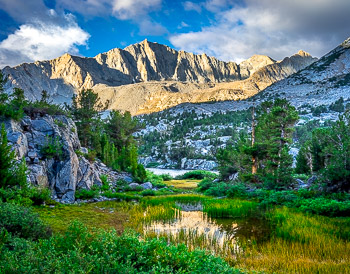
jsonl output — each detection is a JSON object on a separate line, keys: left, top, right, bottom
{"left": 2, "top": 40, "right": 316, "bottom": 114}
{"left": 260, "top": 38, "right": 350, "bottom": 106}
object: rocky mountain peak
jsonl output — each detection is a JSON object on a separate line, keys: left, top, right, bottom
{"left": 296, "top": 50, "right": 311, "bottom": 57}
{"left": 341, "top": 37, "right": 350, "bottom": 48}
{"left": 240, "top": 55, "right": 276, "bottom": 76}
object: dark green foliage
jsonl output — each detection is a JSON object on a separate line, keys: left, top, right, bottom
{"left": 299, "top": 113, "right": 350, "bottom": 191}
{"left": 176, "top": 170, "right": 217, "bottom": 180}
{"left": 329, "top": 97, "right": 345, "bottom": 112}
{"left": 217, "top": 99, "right": 298, "bottom": 189}
{"left": 297, "top": 198, "right": 350, "bottom": 216}
{"left": 160, "top": 174, "right": 172, "bottom": 181}
{"left": 23, "top": 90, "right": 66, "bottom": 117}
{"left": 141, "top": 189, "right": 156, "bottom": 196}
{"left": 0, "top": 222, "right": 237, "bottom": 273}
{"left": 198, "top": 180, "right": 248, "bottom": 198}
{"left": 0, "top": 202, "right": 51, "bottom": 240}
{"left": 295, "top": 146, "right": 311, "bottom": 174}
{"left": 69, "top": 90, "right": 146, "bottom": 183}
{"left": 40, "top": 136, "right": 63, "bottom": 160}
{"left": 197, "top": 181, "right": 350, "bottom": 217}
{"left": 311, "top": 105, "right": 328, "bottom": 116}
{"left": 197, "top": 178, "right": 214, "bottom": 192}
{"left": 255, "top": 99, "right": 299, "bottom": 187}
{"left": 75, "top": 188, "right": 99, "bottom": 200}
{"left": 216, "top": 133, "right": 251, "bottom": 181}
{"left": 133, "top": 163, "right": 147, "bottom": 183}
{"left": 105, "top": 110, "right": 140, "bottom": 151}
{"left": 0, "top": 73, "right": 27, "bottom": 120}
{"left": 69, "top": 89, "right": 105, "bottom": 148}
{"left": 100, "top": 175, "right": 110, "bottom": 191}
{"left": 293, "top": 120, "right": 323, "bottom": 147}
{"left": 0, "top": 124, "right": 18, "bottom": 188}
{"left": 26, "top": 187, "right": 52, "bottom": 206}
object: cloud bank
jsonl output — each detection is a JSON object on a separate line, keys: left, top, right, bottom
{"left": 171, "top": 0, "right": 350, "bottom": 62}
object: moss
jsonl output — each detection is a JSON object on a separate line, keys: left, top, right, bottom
{"left": 34, "top": 201, "right": 130, "bottom": 233}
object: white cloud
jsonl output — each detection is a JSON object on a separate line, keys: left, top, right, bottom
{"left": 178, "top": 21, "right": 190, "bottom": 29}
{"left": 112, "top": 0, "right": 162, "bottom": 20}
{"left": 171, "top": 0, "right": 350, "bottom": 62}
{"left": 0, "top": 14, "right": 90, "bottom": 68}
{"left": 183, "top": 1, "right": 202, "bottom": 13}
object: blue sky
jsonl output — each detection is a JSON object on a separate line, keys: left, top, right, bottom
{"left": 0, "top": 0, "right": 349, "bottom": 68}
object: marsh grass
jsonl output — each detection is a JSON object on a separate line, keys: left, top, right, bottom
{"left": 237, "top": 207, "right": 350, "bottom": 273}
{"left": 203, "top": 199, "right": 258, "bottom": 218}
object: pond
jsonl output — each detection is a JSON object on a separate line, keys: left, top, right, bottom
{"left": 140, "top": 201, "right": 271, "bottom": 259}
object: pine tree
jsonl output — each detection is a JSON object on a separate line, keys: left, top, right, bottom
{"left": 255, "top": 99, "right": 299, "bottom": 187}
{"left": 0, "top": 124, "right": 18, "bottom": 188}
{"left": 295, "top": 145, "right": 311, "bottom": 174}
{"left": 105, "top": 110, "right": 139, "bottom": 151}
{"left": 70, "top": 89, "right": 106, "bottom": 148}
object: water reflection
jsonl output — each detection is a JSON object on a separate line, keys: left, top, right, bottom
{"left": 144, "top": 204, "right": 243, "bottom": 255}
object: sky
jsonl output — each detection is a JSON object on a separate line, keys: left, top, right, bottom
{"left": 0, "top": 0, "right": 349, "bottom": 68}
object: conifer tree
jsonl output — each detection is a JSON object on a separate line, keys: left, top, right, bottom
{"left": 70, "top": 89, "right": 106, "bottom": 148}
{"left": 255, "top": 99, "right": 299, "bottom": 187}
{"left": 0, "top": 124, "right": 17, "bottom": 188}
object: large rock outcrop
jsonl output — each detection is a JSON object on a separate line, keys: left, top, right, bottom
{"left": 2, "top": 40, "right": 316, "bottom": 115}
{"left": 4, "top": 114, "right": 115, "bottom": 203}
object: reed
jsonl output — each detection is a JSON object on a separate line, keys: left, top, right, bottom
{"left": 203, "top": 199, "right": 258, "bottom": 218}
{"left": 237, "top": 207, "right": 350, "bottom": 273}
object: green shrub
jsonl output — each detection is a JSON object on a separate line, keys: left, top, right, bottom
{"left": 160, "top": 174, "right": 172, "bottom": 181}
{"left": 297, "top": 198, "right": 350, "bottom": 217}
{"left": 75, "top": 188, "right": 98, "bottom": 200}
{"left": 27, "top": 187, "right": 52, "bottom": 206}
{"left": 41, "top": 136, "right": 63, "bottom": 160}
{"left": 176, "top": 170, "right": 217, "bottom": 180}
{"left": 141, "top": 189, "right": 156, "bottom": 196}
{"left": 102, "top": 191, "right": 141, "bottom": 202}
{"left": 100, "top": 175, "right": 110, "bottom": 191}
{"left": 226, "top": 183, "right": 248, "bottom": 198}
{"left": 205, "top": 182, "right": 229, "bottom": 197}
{"left": 198, "top": 178, "right": 214, "bottom": 192}
{"left": 0, "top": 202, "right": 51, "bottom": 240}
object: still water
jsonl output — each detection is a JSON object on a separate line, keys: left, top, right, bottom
{"left": 142, "top": 203, "right": 270, "bottom": 257}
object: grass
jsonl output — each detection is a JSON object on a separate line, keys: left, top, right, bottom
{"left": 236, "top": 207, "right": 350, "bottom": 273}
{"left": 203, "top": 199, "right": 258, "bottom": 218}
{"left": 163, "top": 179, "right": 201, "bottom": 190}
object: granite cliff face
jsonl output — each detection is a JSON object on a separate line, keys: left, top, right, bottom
{"left": 5, "top": 114, "right": 131, "bottom": 203}
{"left": 2, "top": 40, "right": 316, "bottom": 114}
